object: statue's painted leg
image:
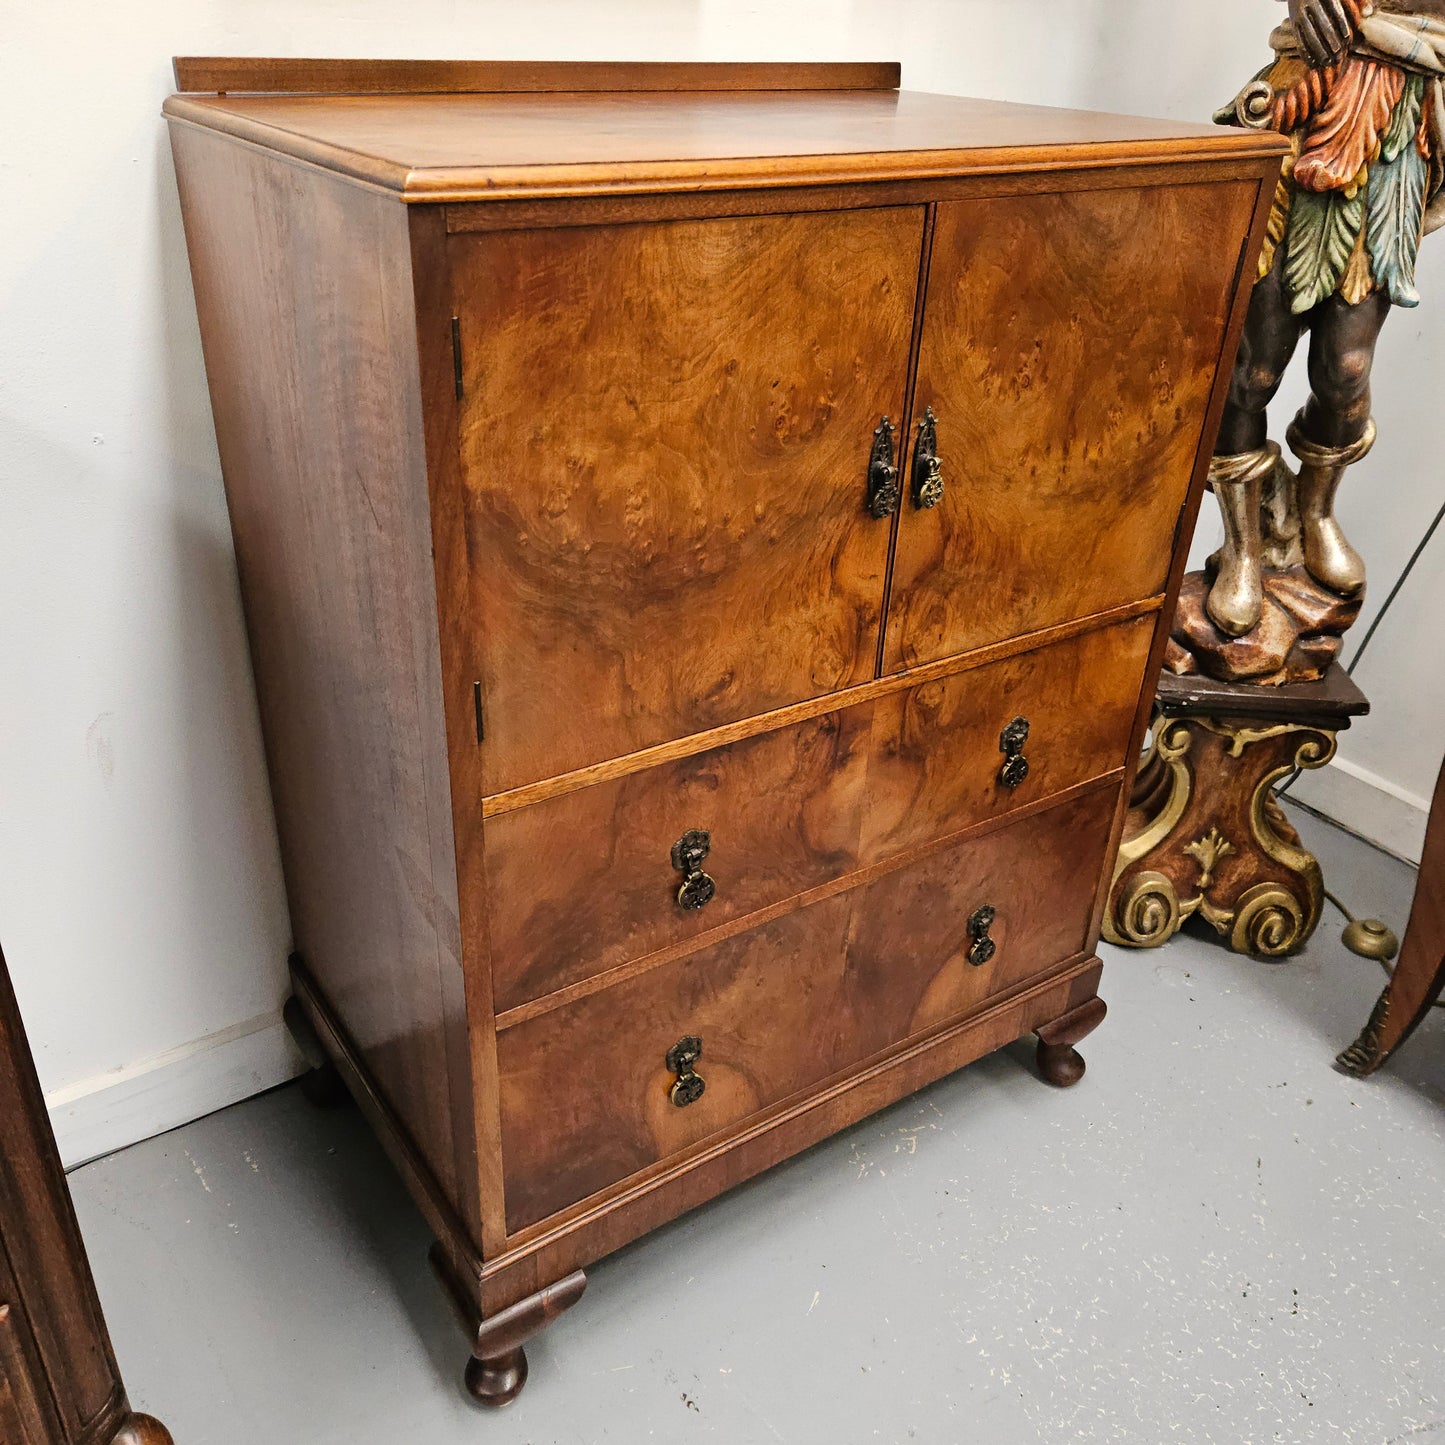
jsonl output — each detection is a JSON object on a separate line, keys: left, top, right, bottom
{"left": 1206, "top": 449, "right": 1273, "bottom": 636}
{"left": 1291, "top": 288, "right": 1390, "bottom": 597}
{"left": 1287, "top": 417, "right": 1374, "bottom": 598}
{"left": 1215, "top": 250, "right": 1303, "bottom": 456}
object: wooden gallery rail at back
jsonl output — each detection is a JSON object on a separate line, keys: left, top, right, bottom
{"left": 163, "top": 57, "right": 1285, "bottom": 1406}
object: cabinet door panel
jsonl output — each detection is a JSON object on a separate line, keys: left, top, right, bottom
{"left": 885, "top": 182, "right": 1256, "bottom": 670}
{"left": 453, "top": 208, "right": 923, "bottom": 795}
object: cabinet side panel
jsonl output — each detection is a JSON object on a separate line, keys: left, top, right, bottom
{"left": 168, "top": 124, "right": 477, "bottom": 1233}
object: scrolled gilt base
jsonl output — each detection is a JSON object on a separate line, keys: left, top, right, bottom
{"left": 1103, "top": 713, "right": 1337, "bottom": 960}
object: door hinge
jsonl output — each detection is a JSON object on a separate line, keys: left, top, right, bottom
{"left": 473, "top": 680, "right": 485, "bottom": 743}
{"left": 451, "top": 316, "right": 464, "bottom": 400}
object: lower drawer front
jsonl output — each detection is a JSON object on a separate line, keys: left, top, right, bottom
{"left": 497, "top": 786, "right": 1117, "bottom": 1233}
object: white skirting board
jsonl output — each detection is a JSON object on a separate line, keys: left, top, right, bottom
{"left": 46, "top": 1011, "right": 304, "bottom": 1171}
{"left": 1288, "top": 753, "right": 1430, "bottom": 866}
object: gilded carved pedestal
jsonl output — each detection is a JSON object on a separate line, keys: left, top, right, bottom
{"left": 1104, "top": 667, "right": 1368, "bottom": 959}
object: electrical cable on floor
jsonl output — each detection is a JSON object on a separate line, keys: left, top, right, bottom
{"left": 1274, "top": 487, "right": 1445, "bottom": 799}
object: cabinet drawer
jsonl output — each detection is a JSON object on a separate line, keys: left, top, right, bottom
{"left": 496, "top": 787, "right": 1117, "bottom": 1232}
{"left": 860, "top": 612, "right": 1153, "bottom": 861}
{"left": 485, "top": 616, "right": 1151, "bottom": 1014}
{"left": 486, "top": 709, "right": 873, "bottom": 1014}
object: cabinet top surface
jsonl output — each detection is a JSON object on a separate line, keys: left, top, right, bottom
{"left": 163, "top": 59, "right": 1285, "bottom": 203}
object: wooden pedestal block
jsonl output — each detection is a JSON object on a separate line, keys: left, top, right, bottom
{"left": 1104, "top": 667, "right": 1368, "bottom": 958}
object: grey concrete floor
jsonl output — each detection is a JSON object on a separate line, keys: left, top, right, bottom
{"left": 73, "top": 809, "right": 1445, "bottom": 1444}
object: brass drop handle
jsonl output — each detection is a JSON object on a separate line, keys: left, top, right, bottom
{"left": 866, "top": 417, "right": 900, "bottom": 519}
{"left": 967, "top": 905, "right": 997, "bottom": 967}
{"left": 912, "top": 406, "right": 944, "bottom": 509}
{"left": 998, "top": 716, "right": 1031, "bottom": 789}
{"left": 667, "top": 1035, "right": 706, "bottom": 1106}
{"left": 672, "top": 829, "right": 716, "bottom": 911}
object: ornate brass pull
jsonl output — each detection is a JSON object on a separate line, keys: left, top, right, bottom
{"left": 671, "top": 829, "right": 716, "bottom": 911}
{"left": 998, "top": 717, "right": 1031, "bottom": 790}
{"left": 866, "top": 417, "right": 900, "bottom": 519}
{"left": 967, "top": 906, "right": 997, "bottom": 967}
{"left": 666, "top": 1036, "right": 705, "bottom": 1106}
{"left": 912, "top": 406, "right": 944, "bottom": 509}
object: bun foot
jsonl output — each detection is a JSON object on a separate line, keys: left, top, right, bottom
{"left": 430, "top": 1244, "right": 587, "bottom": 1409}
{"left": 111, "top": 1413, "right": 175, "bottom": 1445}
{"left": 297, "top": 1060, "right": 349, "bottom": 1108}
{"left": 283, "top": 992, "right": 350, "bottom": 1108}
{"left": 1033, "top": 990, "right": 1107, "bottom": 1089}
{"left": 1036, "top": 1038, "right": 1087, "bottom": 1087}
{"left": 465, "top": 1345, "right": 528, "bottom": 1406}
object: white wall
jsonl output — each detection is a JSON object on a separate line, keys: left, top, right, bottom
{"left": 1, "top": 0, "right": 1439, "bottom": 1163}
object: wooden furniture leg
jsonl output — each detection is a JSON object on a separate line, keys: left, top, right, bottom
{"left": 282, "top": 995, "right": 349, "bottom": 1107}
{"left": 1338, "top": 758, "right": 1445, "bottom": 1075}
{"left": 1035, "top": 993, "right": 1108, "bottom": 1087}
{"left": 430, "top": 1246, "right": 586, "bottom": 1406}
{"left": 111, "top": 1417, "right": 174, "bottom": 1445}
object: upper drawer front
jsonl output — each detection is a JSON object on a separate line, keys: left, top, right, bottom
{"left": 485, "top": 707, "right": 873, "bottom": 1015}
{"left": 884, "top": 180, "right": 1258, "bottom": 671}
{"left": 452, "top": 208, "right": 924, "bottom": 797}
{"left": 486, "top": 615, "right": 1153, "bottom": 1014}
{"left": 860, "top": 612, "right": 1153, "bottom": 863}
{"left": 497, "top": 786, "right": 1117, "bottom": 1233}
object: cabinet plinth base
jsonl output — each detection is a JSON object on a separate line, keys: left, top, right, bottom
{"left": 1103, "top": 667, "right": 1367, "bottom": 959}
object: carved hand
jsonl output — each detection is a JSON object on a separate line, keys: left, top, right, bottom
{"left": 1288, "top": 0, "right": 1361, "bottom": 67}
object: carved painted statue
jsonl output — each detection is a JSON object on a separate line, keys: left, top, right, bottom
{"left": 1172, "top": 0, "right": 1445, "bottom": 682}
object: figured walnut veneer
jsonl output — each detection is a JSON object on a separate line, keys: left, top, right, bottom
{"left": 166, "top": 57, "right": 1284, "bottom": 1404}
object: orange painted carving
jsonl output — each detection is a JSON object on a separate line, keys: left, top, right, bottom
{"left": 1294, "top": 56, "right": 1406, "bottom": 192}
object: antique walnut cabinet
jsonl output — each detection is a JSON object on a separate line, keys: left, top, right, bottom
{"left": 165, "top": 57, "right": 1285, "bottom": 1403}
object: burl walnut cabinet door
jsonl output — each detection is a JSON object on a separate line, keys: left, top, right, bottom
{"left": 452, "top": 207, "right": 924, "bottom": 795}
{"left": 884, "top": 182, "right": 1258, "bottom": 670}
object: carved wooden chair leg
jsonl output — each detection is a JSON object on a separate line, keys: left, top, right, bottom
{"left": 111, "top": 1413, "right": 175, "bottom": 1445}
{"left": 430, "top": 1244, "right": 587, "bottom": 1407}
{"left": 1338, "top": 757, "right": 1445, "bottom": 1075}
{"left": 1035, "top": 995, "right": 1108, "bottom": 1087}
{"left": 282, "top": 992, "right": 349, "bottom": 1107}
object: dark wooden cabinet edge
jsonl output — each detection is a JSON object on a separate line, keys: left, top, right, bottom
{"left": 0, "top": 946, "right": 175, "bottom": 1445}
